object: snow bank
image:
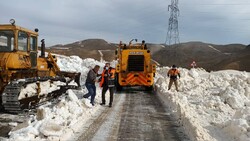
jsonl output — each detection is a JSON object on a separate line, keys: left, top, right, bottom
{"left": 9, "top": 84, "right": 104, "bottom": 141}
{"left": 156, "top": 67, "right": 250, "bottom": 141}
{"left": 56, "top": 55, "right": 115, "bottom": 86}
{"left": 7, "top": 55, "right": 108, "bottom": 141}
{"left": 18, "top": 81, "right": 66, "bottom": 100}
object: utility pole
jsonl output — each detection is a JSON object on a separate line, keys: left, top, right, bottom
{"left": 165, "top": 0, "right": 180, "bottom": 45}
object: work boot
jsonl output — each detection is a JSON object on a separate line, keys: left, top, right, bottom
{"left": 83, "top": 94, "right": 88, "bottom": 98}
{"left": 100, "top": 103, "right": 105, "bottom": 106}
{"left": 109, "top": 103, "right": 112, "bottom": 107}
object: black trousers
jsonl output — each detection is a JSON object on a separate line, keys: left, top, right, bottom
{"left": 101, "top": 86, "right": 114, "bottom": 105}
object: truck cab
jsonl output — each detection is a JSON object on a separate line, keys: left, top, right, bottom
{"left": 115, "top": 39, "right": 156, "bottom": 91}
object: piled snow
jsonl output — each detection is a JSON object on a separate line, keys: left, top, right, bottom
{"left": 156, "top": 67, "right": 250, "bottom": 141}
{"left": 18, "top": 81, "right": 66, "bottom": 100}
{"left": 7, "top": 55, "right": 107, "bottom": 141}
{"left": 9, "top": 90, "right": 91, "bottom": 141}
{"left": 56, "top": 55, "right": 116, "bottom": 86}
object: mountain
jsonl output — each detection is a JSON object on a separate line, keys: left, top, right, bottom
{"left": 152, "top": 42, "right": 249, "bottom": 71}
{"left": 47, "top": 39, "right": 116, "bottom": 61}
{"left": 46, "top": 39, "right": 250, "bottom": 71}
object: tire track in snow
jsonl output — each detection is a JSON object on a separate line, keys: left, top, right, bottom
{"left": 77, "top": 94, "right": 125, "bottom": 141}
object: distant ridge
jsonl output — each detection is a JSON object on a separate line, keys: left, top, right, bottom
{"left": 47, "top": 39, "right": 250, "bottom": 71}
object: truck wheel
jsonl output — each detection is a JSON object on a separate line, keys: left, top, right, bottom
{"left": 116, "top": 84, "right": 122, "bottom": 92}
{"left": 145, "top": 85, "right": 153, "bottom": 91}
{"left": 115, "top": 73, "right": 122, "bottom": 91}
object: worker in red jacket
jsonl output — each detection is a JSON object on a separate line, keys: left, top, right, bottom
{"left": 100, "top": 63, "right": 116, "bottom": 107}
{"left": 167, "top": 65, "right": 180, "bottom": 92}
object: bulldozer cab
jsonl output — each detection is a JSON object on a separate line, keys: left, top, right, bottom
{"left": 0, "top": 30, "right": 14, "bottom": 52}
{"left": 0, "top": 20, "right": 38, "bottom": 68}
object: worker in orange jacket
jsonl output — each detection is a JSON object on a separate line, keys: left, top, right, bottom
{"left": 167, "top": 65, "right": 180, "bottom": 91}
{"left": 100, "top": 63, "right": 116, "bottom": 107}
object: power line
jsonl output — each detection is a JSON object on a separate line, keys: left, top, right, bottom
{"left": 180, "top": 3, "right": 250, "bottom": 6}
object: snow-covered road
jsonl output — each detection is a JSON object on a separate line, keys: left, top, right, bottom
{"left": 77, "top": 90, "right": 189, "bottom": 141}
{"left": 77, "top": 93, "right": 125, "bottom": 141}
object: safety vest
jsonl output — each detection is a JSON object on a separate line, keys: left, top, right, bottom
{"left": 167, "top": 69, "right": 180, "bottom": 76}
{"left": 100, "top": 68, "right": 115, "bottom": 87}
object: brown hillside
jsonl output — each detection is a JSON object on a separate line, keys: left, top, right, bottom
{"left": 152, "top": 42, "right": 249, "bottom": 71}
{"left": 47, "top": 39, "right": 250, "bottom": 72}
{"left": 47, "top": 39, "right": 116, "bottom": 61}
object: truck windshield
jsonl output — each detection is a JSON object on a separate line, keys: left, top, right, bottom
{"left": 0, "top": 30, "right": 14, "bottom": 52}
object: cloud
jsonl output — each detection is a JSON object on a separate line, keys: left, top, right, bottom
{"left": 0, "top": 0, "right": 249, "bottom": 46}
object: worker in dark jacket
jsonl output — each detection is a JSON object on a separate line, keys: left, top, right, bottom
{"left": 83, "top": 65, "right": 100, "bottom": 106}
{"left": 167, "top": 65, "right": 180, "bottom": 91}
{"left": 100, "top": 63, "right": 116, "bottom": 107}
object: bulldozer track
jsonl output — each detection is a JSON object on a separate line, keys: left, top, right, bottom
{"left": 1, "top": 77, "right": 77, "bottom": 113}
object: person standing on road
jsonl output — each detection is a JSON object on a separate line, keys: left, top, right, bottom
{"left": 167, "top": 65, "right": 180, "bottom": 92}
{"left": 100, "top": 63, "right": 116, "bottom": 107}
{"left": 83, "top": 65, "right": 100, "bottom": 106}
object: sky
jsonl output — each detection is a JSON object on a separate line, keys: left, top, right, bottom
{"left": 0, "top": 0, "right": 250, "bottom": 46}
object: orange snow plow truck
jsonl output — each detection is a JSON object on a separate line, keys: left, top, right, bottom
{"left": 115, "top": 39, "right": 156, "bottom": 91}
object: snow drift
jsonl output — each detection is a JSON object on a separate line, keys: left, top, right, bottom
{"left": 156, "top": 67, "right": 250, "bottom": 141}
{"left": 7, "top": 56, "right": 106, "bottom": 141}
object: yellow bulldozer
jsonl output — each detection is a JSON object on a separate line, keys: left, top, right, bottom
{"left": 115, "top": 39, "right": 156, "bottom": 91}
{"left": 0, "top": 19, "right": 80, "bottom": 113}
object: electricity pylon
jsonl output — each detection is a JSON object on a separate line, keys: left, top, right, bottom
{"left": 165, "top": 0, "right": 180, "bottom": 45}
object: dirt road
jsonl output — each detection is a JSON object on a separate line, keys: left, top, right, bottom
{"left": 77, "top": 89, "right": 190, "bottom": 141}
